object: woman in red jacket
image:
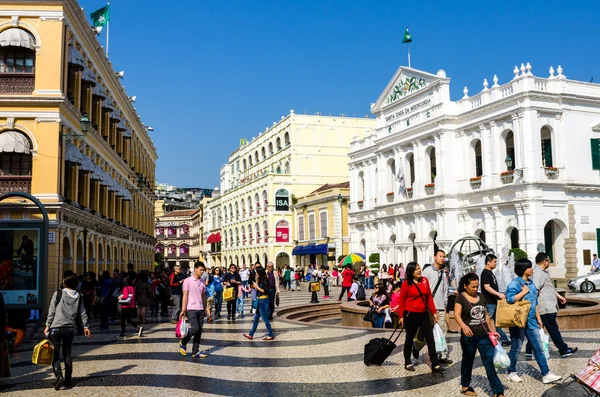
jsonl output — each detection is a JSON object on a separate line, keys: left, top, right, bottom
{"left": 398, "top": 262, "right": 446, "bottom": 373}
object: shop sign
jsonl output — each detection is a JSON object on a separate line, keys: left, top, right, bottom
{"left": 275, "top": 220, "right": 289, "bottom": 243}
{"left": 275, "top": 189, "right": 290, "bottom": 211}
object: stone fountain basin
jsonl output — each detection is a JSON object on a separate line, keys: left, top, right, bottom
{"left": 341, "top": 297, "right": 600, "bottom": 330}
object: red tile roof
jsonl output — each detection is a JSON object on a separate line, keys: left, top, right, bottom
{"left": 162, "top": 209, "right": 199, "bottom": 218}
{"left": 310, "top": 182, "right": 350, "bottom": 194}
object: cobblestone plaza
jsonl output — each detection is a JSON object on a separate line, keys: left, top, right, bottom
{"left": 1, "top": 289, "right": 598, "bottom": 397}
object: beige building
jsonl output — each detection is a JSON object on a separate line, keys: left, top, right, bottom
{"left": 292, "top": 182, "right": 350, "bottom": 269}
{"left": 0, "top": 0, "right": 156, "bottom": 306}
{"left": 155, "top": 209, "right": 200, "bottom": 269}
{"left": 219, "top": 111, "right": 374, "bottom": 269}
{"left": 203, "top": 189, "right": 222, "bottom": 268}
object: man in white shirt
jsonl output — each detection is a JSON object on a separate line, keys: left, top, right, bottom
{"left": 415, "top": 249, "right": 452, "bottom": 365}
{"left": 239, "top": 264, "right": 250, "bottom": 298}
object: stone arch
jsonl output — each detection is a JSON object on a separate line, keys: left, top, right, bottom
{"left": 506, "top": 226, "right": 519, "bottom": 249}
{"left": 275, "top": 251, "right": 290, "bottom": 268}
{"left": 540, "top": 125, "right": 554, "bottom": 168}
{"left": 321, "top": 127, "right": 342, "bottom": 146}
{"left": 474, "top": 229, "right": 486, "bottom": 242}
{"left": 359, "top": 238, "right": 366, "bottom": 255}
{"left": 544, "top": 218, "right": 568, "bottom": 264}
{"left": 0, "top": 24, "right": 41, "bottom": 52}
{"left": 386, "top": 157, "right": 396, "bottom": 194}
{"left": 408, "top": 233, "right": 417, "bottom": 262}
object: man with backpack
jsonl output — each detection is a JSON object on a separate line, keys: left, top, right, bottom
{"left": 45, "top": 272, "right": 91, "bottom": 390}
{"left": 415, "top": 249, "right": 453, "bottom": 365}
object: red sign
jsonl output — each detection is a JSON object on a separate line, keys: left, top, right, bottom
{"left": 276, "top": 227, "right": 289, "bottom": 243}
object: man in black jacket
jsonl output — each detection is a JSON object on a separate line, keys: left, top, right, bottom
{"left": 223, "top": 265, "right": 241, "bottom": 320}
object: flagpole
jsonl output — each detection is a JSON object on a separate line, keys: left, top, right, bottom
{"left": 106, "top": 1, "right": 110, "bottom": 56}
{"left": 407, "top": 42, "right": 411, "bottom": 68}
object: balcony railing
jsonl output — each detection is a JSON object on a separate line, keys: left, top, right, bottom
{"left": 179, "top": 233, "right": 189, "bottom": 239}
{"left": 0, "top": 74, "right": 35, "bottom": 94}
{"left": 0, "top": 177, "right": 31, "bottom": 195}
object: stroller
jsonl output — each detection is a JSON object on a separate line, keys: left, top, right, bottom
{"left": 566, "top": 348, "right": 600, "bottom": 397}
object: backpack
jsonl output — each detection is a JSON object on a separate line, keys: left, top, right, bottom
{"left": 356, "top": 284, "right": 366, "bottom": 300}
{"left": 54, "top": 289, "right": 85, "bottom": 335}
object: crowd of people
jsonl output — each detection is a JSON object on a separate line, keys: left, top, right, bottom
{"left": 44, "top": 250, "right": 579, "bottom": 395}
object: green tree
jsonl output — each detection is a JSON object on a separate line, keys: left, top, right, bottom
{"left": 368, "top": 253, "right": 380, "bottom": 264}
{"left": 509, "top": 248, "right": 528, "bottom": 261}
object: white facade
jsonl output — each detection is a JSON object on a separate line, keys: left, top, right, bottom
{"left": 349, "top": 63, "right": 600, "bottom": 281}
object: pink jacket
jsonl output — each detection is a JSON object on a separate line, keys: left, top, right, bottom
{"left": 120, "top": 285, "right": 136, "bottom": 308}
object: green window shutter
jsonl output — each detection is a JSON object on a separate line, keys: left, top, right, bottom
{"left": 591, "top": 138, "right": 600, "bottom": 170}
{"left": 544, "top": 224, "right": 553, "bottom": 263}
{"left": 544, "top": 139, "right": 553, "bottom": 167}
{"left": 596, "top": 229, "right": 600, "bottom": 257}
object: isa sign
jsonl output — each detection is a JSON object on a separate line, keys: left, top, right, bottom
{"left": 275, "top": 189, "right": 290, "bottom": 211}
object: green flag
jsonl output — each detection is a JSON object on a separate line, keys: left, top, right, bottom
{"left": 91, "top": 5, "right": 110, "bottom": 27}
{"left": 402, "top": 28, "right": 412, "bottom": 44}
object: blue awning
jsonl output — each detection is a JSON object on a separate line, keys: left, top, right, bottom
{"left": 293, "top": 244, "right": 328, "bottom": 256}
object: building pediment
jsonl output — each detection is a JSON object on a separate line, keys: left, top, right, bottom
{"left": 372, "top": 66, "right": 449, "bottom": 113}
{"left": 592, "top": 122, "right": 600, "bottom": 132}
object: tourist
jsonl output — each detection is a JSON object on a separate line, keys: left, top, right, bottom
{"left": 398, "top": 263, "right": 406, "bottom": 283}
{"left": 388, "top": 264, "right": 395, "bottom": 281}
{"left": 211, "top": 267, "right": 224, "bottom": 318}
{"left": 243, "top": 266, "right": 275, "bottom": 340}
{"left": 237, "top": 282, "right": 250, "bottom": 318}
{"left": 337, "top": 264, "right": 355, "bottom": 302}
{"left": 150, "top": 272, "right": 161, "bottom": 317}
{"left": 135, "top": 271, "right": 152, "bottom": 324}
{"left": 369, "top": 282, "right": 390, "bottom": 328}
{"left": 45, "top": 272, "right": 91, "bottom": 390}
{"left": 79, "top": 273, "right": 95, "bottom": 321}
{"left": 378, "top": 264, "right": 389, "bottom": 288}
{"left": 364, "top": 266, "right": 371, "bottom": 289}
{"left": 389, "top": 281, "right": 402, "bottom": 327}
{"left": 266, "top": 262, "right": 280, "bottom": 320}
{"left": 98, "top": 271, "right": 112, "bottom": 332}
{"left": 109, "top": 269, "right": 121, "bottom": 324}
{"left": 525, "top": 253, "right": 577, "bottom": 358}
{"left": 290, "top": 266, "right": 297, "bottom": 291}
{"left": 320, "top": 266, "right": 330, "bottom": 299}
{"left": 118, "top": 275, "right": 141, "bottom": 338}
{"left": 179, "top": 262, "right": 210, "bottom": 358}
{"left": 169, "top": 265, "right": 184, "bottom": 324}
{"left": 480, "top": 254, "right": 510, "bottom": 345}
{"left": 454, "top": 273, "right": 505, "bottom": 397}
{"left": 506, "top": 259, "right": 562, "bottom": 384}
{"left": 332, "top": 267, "right": 339, "bottom": 287}
{"left": 416, "top": 250, "right": 452, "bottom": 365}
{"left": 249, "top": 263, "right": 261, "bottom": 314}
{"left": 349, "top": 275, "right": 360, "bottom": 301}
{"left": 397, "top": 262, "right": 445, "bottom": 373}
{"left": 223, "top": 264, "right": 242, "bottom": 320}
{"left": 240, "top": 263, "right": 250, "bottom": 298}
{"left": 283, "top": 264, "right": 292, "bottom": 291}
{"left": 359, "top": 265, "right": 366, "bottom": 286}
{"left": 593, "top": 254, "right": 600, "bottom": 273}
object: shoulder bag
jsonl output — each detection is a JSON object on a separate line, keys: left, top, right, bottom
{"left": 496, "top": 279, "right": 531, "bottom": 328}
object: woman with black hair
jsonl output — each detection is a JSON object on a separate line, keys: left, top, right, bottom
{"left": 369, "top": 282, "right": 390, "bottom": 328}
{"left": 118, "top": 275, "right": 141, "bottom": 338}
{"left": 505, "top": 259, "right": 562, "bottom": 384}
{"left": 243, "top": 267, "right": 274, "bottom": 340}
{"left": 454, "top": 273, "right": 504, "bottom": 397}
{"left": 397, "top": 262, "right": 445, "bottom": 373}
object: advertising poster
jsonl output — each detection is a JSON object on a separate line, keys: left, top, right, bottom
{"left": 275, "top": 220, "right": 290, "bottom": 243}
{"left": 0, "top": 228, "right": 40, "bottom": 306}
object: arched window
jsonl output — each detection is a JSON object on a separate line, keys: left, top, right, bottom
{"left": 268, "top": 142, "right": 274, "bottom": 155}
{"left": 284, "top": 132, "right": 290, "bottom": 146}
{"left": 248, "top": 155, "right": 253, "bottom": 167}
{"left": 262, "top": 220, "right": 269, "bottom": 242}
{"left": 255, "top": 222, "right": 260, "bottom": 241}
{"left": 0, "top": 28, "right": 36, "bottom": 94}
{"left": 242, "top": 159, "right": 247, "bottom": 170}
{"left": 276, "top": 137, "right": 282, "bottom": 150}
{"left": 358, "top": 171, "right": 365, "bottom": 201}
{"left": 505, "top": 131, "right": 516, "bottom": 171}
{"left": 276, "top": 165, "right": 282, "bottom": 174}
{"left": 473, "top": 139, "right": 483, "bottom": 177}
{"left": 255, "top": 192, "right": 260, "bottom": 213}
{"left": 235, "top": 228, "right": 239, "bottom": 246}
{"left": 228, "top": 204, "right": 233, "bottom": 223}
{"left": 254, "top": 151, "right": 259, "bottom": 163}
{"left": 386, "top": 158, "right": 396, "bottom": 194}
{"left": 240, "top": 199, "right": 245, "bottom": 218}
{"left": 262, "top": 190, "right": 268, "bottom": 209}
{"left": 541, "top": 127, "right": 553, "bottom": 168}
{"left": 261, "top": 147, "right": 266, "bottom": 160}
{"left": 241, "top": 225, "right": 246, "bottom": 244}
{"left": 234, "top": 202, "right": 239, "bottom": 220}
{"left": 223, "top": 231, "right": 228, "bottom": 248}
{"left": 284, "top": 161, "right": 290, "bottom": 174}
{"left": 406, "top": 153, "right": 415, "bottom": 186}
{"left": 427, "top": 147, "right": 436, "bottom": 183}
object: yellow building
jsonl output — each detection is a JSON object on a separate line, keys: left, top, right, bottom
{"left": 0, "top": 0, "right": 157, "bottom": 305}
{"left": 219, "top": 111, "right": 374, "bottom": 269}
{"left": 292, "top": 183, "right": 350, "bottom": 268}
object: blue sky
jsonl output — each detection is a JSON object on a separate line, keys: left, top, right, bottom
{"left": 79, "top": 0, "right": 600, "bottom": 188}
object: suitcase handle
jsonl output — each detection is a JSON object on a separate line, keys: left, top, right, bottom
{"left": 387, "top": 323, "right": 404, "bottom": 345}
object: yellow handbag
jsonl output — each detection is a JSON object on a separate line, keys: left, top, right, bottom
{"left": 223, "top": 287, "right": 235, "bottom": 302}
{"left": 496, "top": 299, "right": 531, "bottom": 328}
{"left": 32, "top": 339, "right": 54, "bottom": 366}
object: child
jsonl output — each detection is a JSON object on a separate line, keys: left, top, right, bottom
{"left": 237, "top": 283, "right": 250, "bottom": 318}
{"left": 389, "top": 281, "right": 402, "bottom": 328}
{"left": 206, "top": 281, "right": 215, "bottom": 323}
{"left": 348, "top": 276, "right": 360, "bottom": 301}
{"left": 332, "top": 268, "right": 339, "bottom": 287}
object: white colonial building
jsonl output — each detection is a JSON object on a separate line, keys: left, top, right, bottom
{"left": 349, "top": 63, "right": 600, "bottom": 282}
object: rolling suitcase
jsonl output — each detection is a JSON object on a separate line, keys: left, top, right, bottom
{"left": 363, "top": 325, "right": 404, "bottom": 366}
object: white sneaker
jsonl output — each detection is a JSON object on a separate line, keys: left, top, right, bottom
{"left": 542, "top": 373, "right": 562, "bottom": 384}
{"left": 507, "top": 372, "right": 523, "bottom": 383}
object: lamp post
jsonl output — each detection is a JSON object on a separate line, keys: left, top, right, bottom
{"left": 504, "top": 155, "right": 513, "bottom": 170}
{"left": 80, "top": 113, "right": 90, "bottom": 133}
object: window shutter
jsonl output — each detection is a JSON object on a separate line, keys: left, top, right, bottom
{"left": 544, "top": 139, "right": 553, "bottom": 167}
{"left": 596, "top": 228, "right": 600, "bottom": 257}
{"left": 591, "top": 139, "right": 600, "bottom": 170}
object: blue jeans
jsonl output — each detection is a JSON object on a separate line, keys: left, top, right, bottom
{"left": 171, "top": 294, "right": 181, "bottom": 321}
{"left": 367, "top": 276, "right": 374, "bottom": 289}
{"left": 213, "top": 292, "right": 223, "bottom": 316}
{"left": 461, "top": 335, "right": 504, "bottom": 395}
{"left": 525, "top": 312, "right": 568, "bottom": 354}
{"left": 486, "top": 304, "right": 510, "bottom": 342}
{"left": 372, "top": 312, "right": 385, "bottom": 329}
{"left": 236, "top": 296, "right": 244, "bottom": 315}
{"left": 242, "top": 280, "right": 249, "bottom": 298}
{"left": 249, "top": 298, "right": 273, "bottom": 337}
{"left": 508, "top": 326, "right": 549, "bottom": 376}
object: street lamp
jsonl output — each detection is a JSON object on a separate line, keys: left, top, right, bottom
{"left": 337, "top": 193, "right": 343, "bottom": 205}
{"left": 80, "top": 113, "right": 90, "bottom": 133}
{"left": 504, "top": 155, "right": 513, "bottom": 170}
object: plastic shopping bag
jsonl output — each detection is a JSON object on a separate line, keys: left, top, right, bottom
{"left": 433, "top": 323, "right": 447, "bottom": 353}
{"left": 384, "top": 309, "right": 392, "bottom": 324}
{"left": 175, "top": 318, "right": 189, "bottom": 339}
{"left": 493, "top": 344, "right": 510, "bottom": 369}
{"left": 539, "top": 328, "right": 550, "bottom": 359}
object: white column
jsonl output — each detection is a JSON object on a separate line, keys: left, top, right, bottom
{"left": 434, "top": 132, "right": 444, "bottom": 193}
{"left": 334, "top": 199, "right": 342, "bottom": 259}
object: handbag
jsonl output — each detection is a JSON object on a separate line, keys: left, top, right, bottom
{"left": 461, "top": 292, "right": 498, "bottom": 346}
{"left": 363, "top": 307, "right": 374, "bottom": 322}
{"left": 275, "top": 294, "right": 280, "bottom": 307}
{"left": 32, "top": 339, "right": 54, "bottom": 366}
{"left": 223, "top": 287, "right": 235, "bottom": 302}
{"left": 496, "top": 299, "right": 531, "bottom": 328}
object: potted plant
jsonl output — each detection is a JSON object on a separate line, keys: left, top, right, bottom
{"left": 545, "top": 166, "right": 559, "bottom": 179}
{"left": 500, "top": 170, "right": 514, "bottom": 184}
{"left": 424, "top": 183, "right": 435, "bottom": 194}
{"left": 470, "top": 176, "right": 482, "bottom": 188}
{"left": 386, "top": 192, "right": 394, "bottom": 201}
{"left": 357, "top": 200, "right": 364, "bottom": 208}
{"left": 406, "top": 187, "right": 413, "bottom": 198}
